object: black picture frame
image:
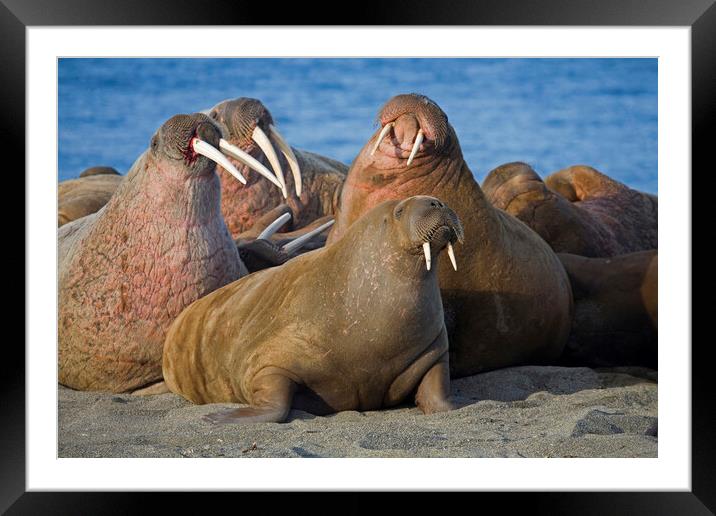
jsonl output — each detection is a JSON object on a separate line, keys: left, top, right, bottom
{"left": 6, "top": 0, "right": 712, "bottom": 513}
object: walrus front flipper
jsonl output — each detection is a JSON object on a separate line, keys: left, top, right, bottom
{"left": 203, "top": 373, "right": 297, "bottom": 424}
{"left": 236, "top": 238, "right": 289, "bottom": 273}
{"left": 415, "top": 352, "right": 455, "bottom": 415}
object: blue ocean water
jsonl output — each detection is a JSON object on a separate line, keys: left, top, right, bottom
{"left": 58, "top": 58, "right": 657, "bottom": 193}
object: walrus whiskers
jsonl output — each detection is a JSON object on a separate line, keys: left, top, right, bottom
{"left": 370, "top": 122, "right": 394, "bottom": 156}
{"left": 257, "top": 212, "right": 292, "bottom": 240}
{"left": 423, "top": 241, "right": 431, "bottom": 271}
{"left": 252, "top": 125, "right": 286, "bottom": 193}
{"left": 407, "top": 129, "right": 424, "bottom": 167}
{"left": 282, "top": 219, "right": 335, "bottom": 254}
{"left": 218, "top": 138, "right": 286, "bottom": 196}
{"left": 269, "top": 124, "right": 303, "bottom": 197}
{"left": 447, "top": 242, "right": 457, "bottom": 271}
{"left": 191, "top": 138, "right": 246, "bottom": 184}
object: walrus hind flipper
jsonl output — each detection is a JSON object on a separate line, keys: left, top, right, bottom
{"left": 203, "top": 405, "right": 289, "bottom": 425}
{"left": 203, "top": 374, "right": 297, "bottom": 425}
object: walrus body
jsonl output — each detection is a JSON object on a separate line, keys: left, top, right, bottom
{"left": 558, "top": 250, "right": 658, "bottom": 368}
{"left": 163, "top": 196, "right": 461, "bottom": 423}
{"left": 208, "top": 98, "right": 347, "bottom": 237}
{"left": 59, "top": 114, "right": 248, "bottom": 393}
{"left": 58, "top": 173, "right": 123, "bottom": 227}
{"left": 482, "top": 163, "right": 658, "bottom": 257}
{"left": 327, "top": 94, "right": 573, "bottom": 378}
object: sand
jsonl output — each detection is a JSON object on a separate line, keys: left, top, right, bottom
{"left": 58, "top": 365, "right": 657, "bottom": 458}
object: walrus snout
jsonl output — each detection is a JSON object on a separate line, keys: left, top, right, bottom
{"left": 210, "top": 97, "right": 274, "bottom": 144}
{"left": 374, "top": 93, "right": 450, "bottom": 157}
{"left": 395, "top": 196, "right": 463, "bottom": 271}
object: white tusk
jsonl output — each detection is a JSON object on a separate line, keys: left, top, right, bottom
{"left": 447, "top": 242, "right": 457, "bottom": 271}
{"left": 423, "top": 241, "right": 431, "bottom": 271}
{"left": 269, "top": 124, "right": 302, "bottom": 198}
{"left": 257, "top": 212, "right": 292, "bottom": 240}
{"left": 370, "top": 122, "right": 394, "bottom": 156}
{"left": 252, "top": 125, "right": 286, "bottom": 193}
{"left": 192, "top": 138, "right": 246, "bottom": 184}
{"left": 406, "top": 129, "right": 424, "bottom": 167}
{"left": 281, "top": 219, "right": 335, "bottom": 255}
{"left": 219, "top": 138, "right": 286, "bottom": 197}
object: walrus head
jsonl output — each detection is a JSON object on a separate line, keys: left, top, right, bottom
{"left": 370, "top": 93, "right": 457, "bottom": 170}
{"left": 209, "top": 97, "right": 301, "bottom": 198}
{"left": 392, "top": 195, "right": 464, "bottom": 272}
{"left": 149, "top": 113, "right": 247, "bottom": 183}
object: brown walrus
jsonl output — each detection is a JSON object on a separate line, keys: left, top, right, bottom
{"left": 59, "top": 113, "right": 260, "bottom": 393}
{"left": 482, "top": 162, "right": 658, "bottom": 257}
{"left": 327, "top": 93, "right": 573, "bottom": 378}
{"left": 207, "top": 97, "right": 348, "bottom": 238}
{"left": 163, "top": 196, "right": 462, "bottom": 423}
{"left": 557, "top": 250, "right": 658, "bottom": 368}
{"left": 79, "top": 166, "right": 121, "bottom": 178}
{"left": 58, "top": 172, "right": 123, "bottom": 227}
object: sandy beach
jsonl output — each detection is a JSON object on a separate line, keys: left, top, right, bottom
{"left": 59, "top": 365, "right": 657, "bottom": 458}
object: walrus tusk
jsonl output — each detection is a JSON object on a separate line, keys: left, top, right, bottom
{"left": 269, "top": 124, "right": 302, "bottom": 198}
{"left": 406, "top": 129, "right": 424, "bottom": 167}
{"left": 281, "top": 219, "right": 335, "bottom": 254}
{"left": 218, "top": 138, "right": 286, "bottom": 197}
{"left": 252, "top": 126, "right": 287, "bottom": 193}
{"left": 192, "top": 138, "right": 247, "bottom": 185}
{"left": 447, "top": 242, "right": 457, "bottom": 271}
{"left": 370, "top": 122, "right": 394, "bottom": 156}
{"left": 257, "top": 212, "right": 292, "bottom": 240}
{"left": 423, "top": 241, "right": 431, "bottom": 271}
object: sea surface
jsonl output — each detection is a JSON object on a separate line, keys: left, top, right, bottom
{"left": 58, "top": 58, "right": 657, "bottom": 193}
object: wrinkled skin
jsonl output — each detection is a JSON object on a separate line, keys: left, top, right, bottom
{"left": 208, "top": 97, "right": 348, "bottom": 238}
{"left": 482, "top": 162, "right": 658, "bottom": 257}
{"left": 163, "top": 196, "right": 461, "bottom": 423}
{"left": 59, "top": 113, "right": 246, "bottom": 393}
{"left": 58, "top": 173, "right": 124, "bottom": 227}
{"left": 558, "top": 250, "right": 657, "bottom": 368}
{"left": 328, "top": 94, "right": 573, "bottom": 378}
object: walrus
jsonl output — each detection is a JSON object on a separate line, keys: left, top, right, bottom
{"left": 327, "top": 93, "right": 573, "bottom": 378}
{"left": 557, "top": 250, "right": 658, "bottom": 368}
{"left": 78, "top": 165, "right": 121, "bottom": 178}
{"left": 59, "top": 113, "right": 264, "bottom": 393}
{"left": 482, "top": 162, "right": 658, "bottom": 257}
{"left": 207, "top": 97, "right": 348, "bottom": 238}
{"left": 58, "top": 172, "right": 123, "bottom": 227}
{"left": 163, "top": 196, "right": 462, "bottom": 423}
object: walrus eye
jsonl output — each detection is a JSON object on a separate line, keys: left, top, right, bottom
{"left": 209, "top": 109, "right": 218, "bottom": 119}
{"left": 394, "top": 206, "right": 404, "bottom": 220}
{"left": 151, "top": 135, "right": 159, "bottom": 151}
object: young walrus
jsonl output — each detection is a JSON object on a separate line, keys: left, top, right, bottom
{"left": 163, "top": 196, "right": 463, "bottom": 424}
{"left": 59, "top": 113, "right": 260, "bottom": 393}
